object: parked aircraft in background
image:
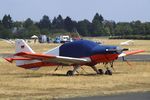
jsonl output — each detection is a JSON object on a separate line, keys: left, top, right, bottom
{"left": 0, "top": 39, "right": 15, "bottom": 44}
{"left": 3, "top": 39, "right": 144, "bottom": 76}
{"left": 120, "top": 40, "right": 134, "bottom": 46}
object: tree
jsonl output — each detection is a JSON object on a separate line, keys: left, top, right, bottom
{"left": 115, "top": 22, "right": 133, "bottom": 36}
{"left": 2, "top": 14, "right": 13, "bottom": 29}
{"left": 64, "top": 16, "right": 74, "bottom": 32}
{"left": 103, "top": 20, "right": 116, "bottom": 36}
{"left": 0, "top": 20, "right": 2, "bottom": 25}
{"left": 52, "top": 15, "right": 64, "bottom": 30}
{"left": 92, "top": 13, "right": 104, "bottom": 24}
{"left": 13, "top": 21, "right": 23, "bottom": 28}
{"left": 77, "top": 19, "right": 91, "bottom": 36}
{"left": 23, "top": 18, "right": 33, "bottom": 28}
{"left": 91, "top": 13, "right": 104, "bottom": 36}
{"left": 25, "top": 25, "right": 40, "bottom": 38}
{"left": 39, "top": 15, "right": 51, "bottom": 30}
{"left": 56, "top": 15, "right": 64, "bottom": 29}
{"left": 52, "top": 17, "right": 57, "bottom": 28}
{"left": 131, "top": 20, "right": 145, "bottom": 35}
{"left": 0, "top": 15, "right": 13, "bottom": 38}
{"left": 144, "top": 22, "right": 150, "bottom": 35}
{"left": 0, "top": 24, "right": 11, "bottom": 38}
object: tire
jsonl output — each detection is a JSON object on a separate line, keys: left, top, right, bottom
{"left": 66, "top": 70, "right": 73, "bottom": 76}
{"left": 98, "top": 69, "right": 104, "bottom": 75}
{"left": 105, "top": 70, "right": 112, "bottom": 75}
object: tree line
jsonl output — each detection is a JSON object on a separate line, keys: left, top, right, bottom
{"left": 0, "top": 13, "right": 150, "bottom": 39}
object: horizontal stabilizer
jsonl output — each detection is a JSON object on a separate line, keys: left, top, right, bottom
{"left": 4, "top": 57, "right": 32, "bottom": 63}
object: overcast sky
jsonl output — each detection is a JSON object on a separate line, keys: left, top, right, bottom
{"left": 0, "top": 0, "right": 150, "bottom": 22}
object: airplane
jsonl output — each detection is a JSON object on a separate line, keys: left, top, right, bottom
{"left": 0, "top": 39, "right": 15, "bottom": 44}
{"left": 2, "top": 39, "right": 144, "bottom": 76}
{"left": 120, "top": 40, "right": 134, "bottom": 46}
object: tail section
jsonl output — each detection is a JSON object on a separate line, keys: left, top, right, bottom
{"left": 15, "top": 39, "right": 36, "bottom": 68}
{"left": 15, "top": 39, "right": 35, "bottom": 53}
{"left": 5, "top": 39, "right": 60, "bottom": 69}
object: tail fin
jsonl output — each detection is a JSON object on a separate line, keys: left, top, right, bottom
{"left": 15, "top": 39, "right": 35, "bottom": 53}
{"left": 15, "top": 39, "right": 36, "bottom": 68}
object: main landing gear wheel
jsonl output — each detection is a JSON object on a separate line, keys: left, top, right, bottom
{"left": 98, "top": 69, "right": 104, "bottom": 75}
{"left": 105, "top": 70, "right": 112, "bottom": 75}
{"left": 66, "top": 70, "right": 73, "bottom": 76}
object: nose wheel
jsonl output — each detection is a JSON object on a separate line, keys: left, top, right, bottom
{"left": 98, "top": 68, "right": 112, "bottom": 75}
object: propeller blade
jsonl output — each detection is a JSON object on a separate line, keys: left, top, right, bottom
{"left": 122, "top": 48, "right": 129, "bottom": 51}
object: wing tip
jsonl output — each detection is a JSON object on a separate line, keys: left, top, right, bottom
{"left": 4, "top": 58, "right": 13, "bottom": 63}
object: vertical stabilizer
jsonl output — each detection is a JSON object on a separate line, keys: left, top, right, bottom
{"left": 15, "top": 39, "right": 36, "bottom": 67}
{"left": 15, "top": 39, "right": 35, "bottom": 53}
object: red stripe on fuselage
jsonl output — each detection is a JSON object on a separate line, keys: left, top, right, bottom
{"left": 90, "top": 54, "right": 118, "bottom": 63}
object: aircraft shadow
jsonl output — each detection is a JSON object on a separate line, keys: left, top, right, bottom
{"left": 0, "top": 71, "right": 129, "bottom": 78}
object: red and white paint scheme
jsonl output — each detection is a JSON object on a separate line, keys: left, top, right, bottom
{"left": 3, "top": 39, "right": 144, "bottom": 76}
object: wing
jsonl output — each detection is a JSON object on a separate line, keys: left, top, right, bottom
{"left": 118, "top": 50, "right": 145, "bottom": 57}
{"left": 13, "top": 52, "right": 91, "bottom": 65}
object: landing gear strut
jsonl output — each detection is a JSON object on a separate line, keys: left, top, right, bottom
{"left": 103, "top": 61, "right": 114, "bottom": 75}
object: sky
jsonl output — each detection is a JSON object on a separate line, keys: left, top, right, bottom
{"left": 0, "top": 0, "right": 150, "bottom": 22}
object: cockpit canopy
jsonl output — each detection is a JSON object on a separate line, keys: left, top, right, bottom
{"left": 59, "top": 40, "right": 120, "bottom": 58}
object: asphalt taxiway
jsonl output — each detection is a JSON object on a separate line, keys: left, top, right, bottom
{"left": 118, "top": 54, "right": 150, "bottom": 61}
{"left": 65, "top": 92, "right": 150, "bottom": 100}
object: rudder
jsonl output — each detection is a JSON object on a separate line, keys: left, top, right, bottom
{"left": 15, "top": 39, "right": 35, "bottom": 53}
{"left": 15, "top": 39, "right": 36, "bottom": 67}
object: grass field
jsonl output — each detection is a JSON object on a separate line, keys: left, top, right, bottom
{"left": 0, "top": 38, "right": 150, "bottom": 99}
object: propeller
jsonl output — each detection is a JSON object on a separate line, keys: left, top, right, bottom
{"left": 106, "top": 47, "right": 132, "bottom": 68}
